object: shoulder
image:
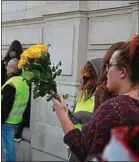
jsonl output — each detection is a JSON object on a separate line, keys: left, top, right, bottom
{"left": 97, "top": 95, "right": 136, "bottom": 116}
{"left": 2, "top": 84, "right": 16, "bottom": 95}
{"left": 100, "top": 95, "right": 132, "bottom": 108}
{"left": 5, "top": 76, "right": 23, "bottom": 88}
{"left": 9, "top": 76, "right": 23, "bottom": 83}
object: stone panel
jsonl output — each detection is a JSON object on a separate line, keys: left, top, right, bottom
{"left": 98, "top": 1, "right": 131, "bottom": 10}
{"left": 45, "top": 1, "right": 80, "bottom": 14}
{"left": 88, "top": 13, "right": 132, "bottom": 45}
{"left": 2, "top": 25, "right": 43, "bottom": 45}
{"left": 2, "top": 1, "right": 45, "bottom": 21}
{"left": 2, "top": 1, "right": 26, "bottom": 14}
{"left": 26, "top": 1, "right": 46, "bottom": 9}
{"left": 31, "top": 122, "right": 68, "bottom": 160}
{"left": 87, "top": 49, "right": 107, "bottom": 61}
{"left": 43, "top": 24, "right": 75, "bottom": 76}
{"left": 31, "top": 96, "right": 60, "bottom": 126}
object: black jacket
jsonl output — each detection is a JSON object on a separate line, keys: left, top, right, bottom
{"left": 1, "top": 60, "right": 7, "bottom": 86}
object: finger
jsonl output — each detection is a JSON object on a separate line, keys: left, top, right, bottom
{"left": 52, "top": 98, "right": 61, "bottom": 105}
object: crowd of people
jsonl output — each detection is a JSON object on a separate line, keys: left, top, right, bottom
{"left": 1, "top": 35, "right": 139, "bottom": 162}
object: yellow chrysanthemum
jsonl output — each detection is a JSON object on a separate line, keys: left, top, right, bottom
{"left": 18, "top": 59, "right": 26, "bottom": 69}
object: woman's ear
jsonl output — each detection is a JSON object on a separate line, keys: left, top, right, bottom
{"left": 120, "top": 67, "right": 128, "bottom": 79}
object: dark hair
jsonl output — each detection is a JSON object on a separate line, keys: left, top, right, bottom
{"left": 116, "top": 35, "right": 139, "bottom": 85}
{"left": 79, "top": 62, "right": 98, "bottom": 102}
{"left": 4, "top": 40, "right": 23, "bottom": 65}
{"left": 94, "top": 42, "right": 125, "bottom": 111}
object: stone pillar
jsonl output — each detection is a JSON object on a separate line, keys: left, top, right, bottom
{"left": 130, "top": 2, "right": 139, "bottom": 34}
{"left": 31, "top": 2, "right": 89, "bottom": 161}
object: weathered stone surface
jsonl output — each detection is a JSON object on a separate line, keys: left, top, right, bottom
{"left": 31, "top": 122, "right": 68, "bottom": 160}
{"left": 15, "top": 140, "right": 31, "bottom": 161}
{"left": 22, "top": 128, "right": 31, "bottom": 142}
{"left": 32, "top": 148, "right": 66, "bottom": 161}
{"left": 31, "top": 96, "right": 61, "bottom": 126}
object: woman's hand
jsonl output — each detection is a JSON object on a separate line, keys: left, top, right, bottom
{"left": 52, "top": 97, "right": 68, "bottom": 114}
{"left": 52, "top": 97, "right": 75, "bottom": 134}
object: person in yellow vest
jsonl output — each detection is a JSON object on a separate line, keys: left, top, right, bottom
{"left": 68, "top": 58, "right": 102, "bottom": 161}
{"left": 1, "top": 58, "right": 29, "bottom": 162}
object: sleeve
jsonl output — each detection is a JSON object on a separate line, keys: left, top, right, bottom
{"left": 64, "top": 99, "right": 120, "bottom": 161}
{"left": 1, "top": 60, "right": 7, "bottom": 86}
{"left": 1, "top": 85, "right": 16, "bottom": 124}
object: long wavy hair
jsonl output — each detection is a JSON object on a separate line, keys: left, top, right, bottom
{"left": 79, "top": 62, "right": 98, "bottom": 102}
{"left": 94, "top": 42, "right": 125, "bottom": 111}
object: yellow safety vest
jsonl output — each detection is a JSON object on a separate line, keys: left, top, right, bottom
{"left": 74, "top": 96, "right": 94, "bottom": 130}
{"left": 2, "top": 76, "right": 29, "bottom": 124}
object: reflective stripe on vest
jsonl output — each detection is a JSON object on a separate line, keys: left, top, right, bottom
{"left": 2, "top": 76, "right": 29, "bottom": 124}
{"left": 12, "top": 103, "right": 27, "bottom": 109}
{"left": 10, "top": 111, "right": 24, "bottom": 116}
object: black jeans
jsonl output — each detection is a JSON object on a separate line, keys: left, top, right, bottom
{"left": 15, "top": 124, "right": 24, "bottom": 138}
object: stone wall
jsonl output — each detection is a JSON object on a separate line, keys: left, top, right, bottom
{"left": 2, "top": 1, "right": 138, "bottom": 161}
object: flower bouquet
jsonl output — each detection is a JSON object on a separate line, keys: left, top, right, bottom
{"left": 18, "top": 44, "right": 74, "bottom": 117}
{"left": 18, "top": 44, "right": 62, "bottom": 101}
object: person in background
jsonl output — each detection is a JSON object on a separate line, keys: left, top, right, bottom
{"left": 4, "top": 40, "right": 23, "bottom": 66}
{"left": 1, "top": 58, "right": 29, "bottom": 162}
{"left": 68, "top": 58, "right": 102, "bottom": 161}
{"left": 94, "top": 41, "right": 125, "bottom": 111}
{"left": 2, "top": 40, "right": 23, "bottom": 87}
{"left": 68, "top": 42, "right": 125, "bottom": 161}
{"left": 1, "top": 40, "right": 23, "bottom": 86}
{"left": 52, "top": 35, "right": 139, "bottom": 161}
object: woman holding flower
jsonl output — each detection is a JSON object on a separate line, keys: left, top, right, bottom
{"left": 52, "top": 35, "right": 139, "bottom": 161}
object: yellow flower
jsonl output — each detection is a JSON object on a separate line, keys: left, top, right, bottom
{"left": 20, "top": 51, "right": 29, "bottom": 61}
{"left": 27, "top": 48, "right": 42, "bottom": 59}
{"left": 30, "top": 44, "right": 48, "bottom": 53}
{"left": 36, "top": 44, "right": 48, "bottom": 53}
{"left": 18, "top": 59, "right": 26, "bottom": 69}
{"left": 19, "top": 44, "right": 48, "bottom": 62}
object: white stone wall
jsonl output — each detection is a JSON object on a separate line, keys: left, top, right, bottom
{"left": 2, "top": 1, "right": 138, "bottom": 160}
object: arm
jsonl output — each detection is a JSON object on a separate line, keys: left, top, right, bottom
{"left": 53, "top": 98, "right": 120, "bottom": 161}
{"left": 64, "top": 102, "right": 120, "bottom": 161}
{"left": 1, "top": 60, "right": 7, "bottom": 86}
{"left": 1, "top": 85, "right": 16, "bottom": 124}
{"left": 56, "top": 110, "right": 75, "bottom": 135}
